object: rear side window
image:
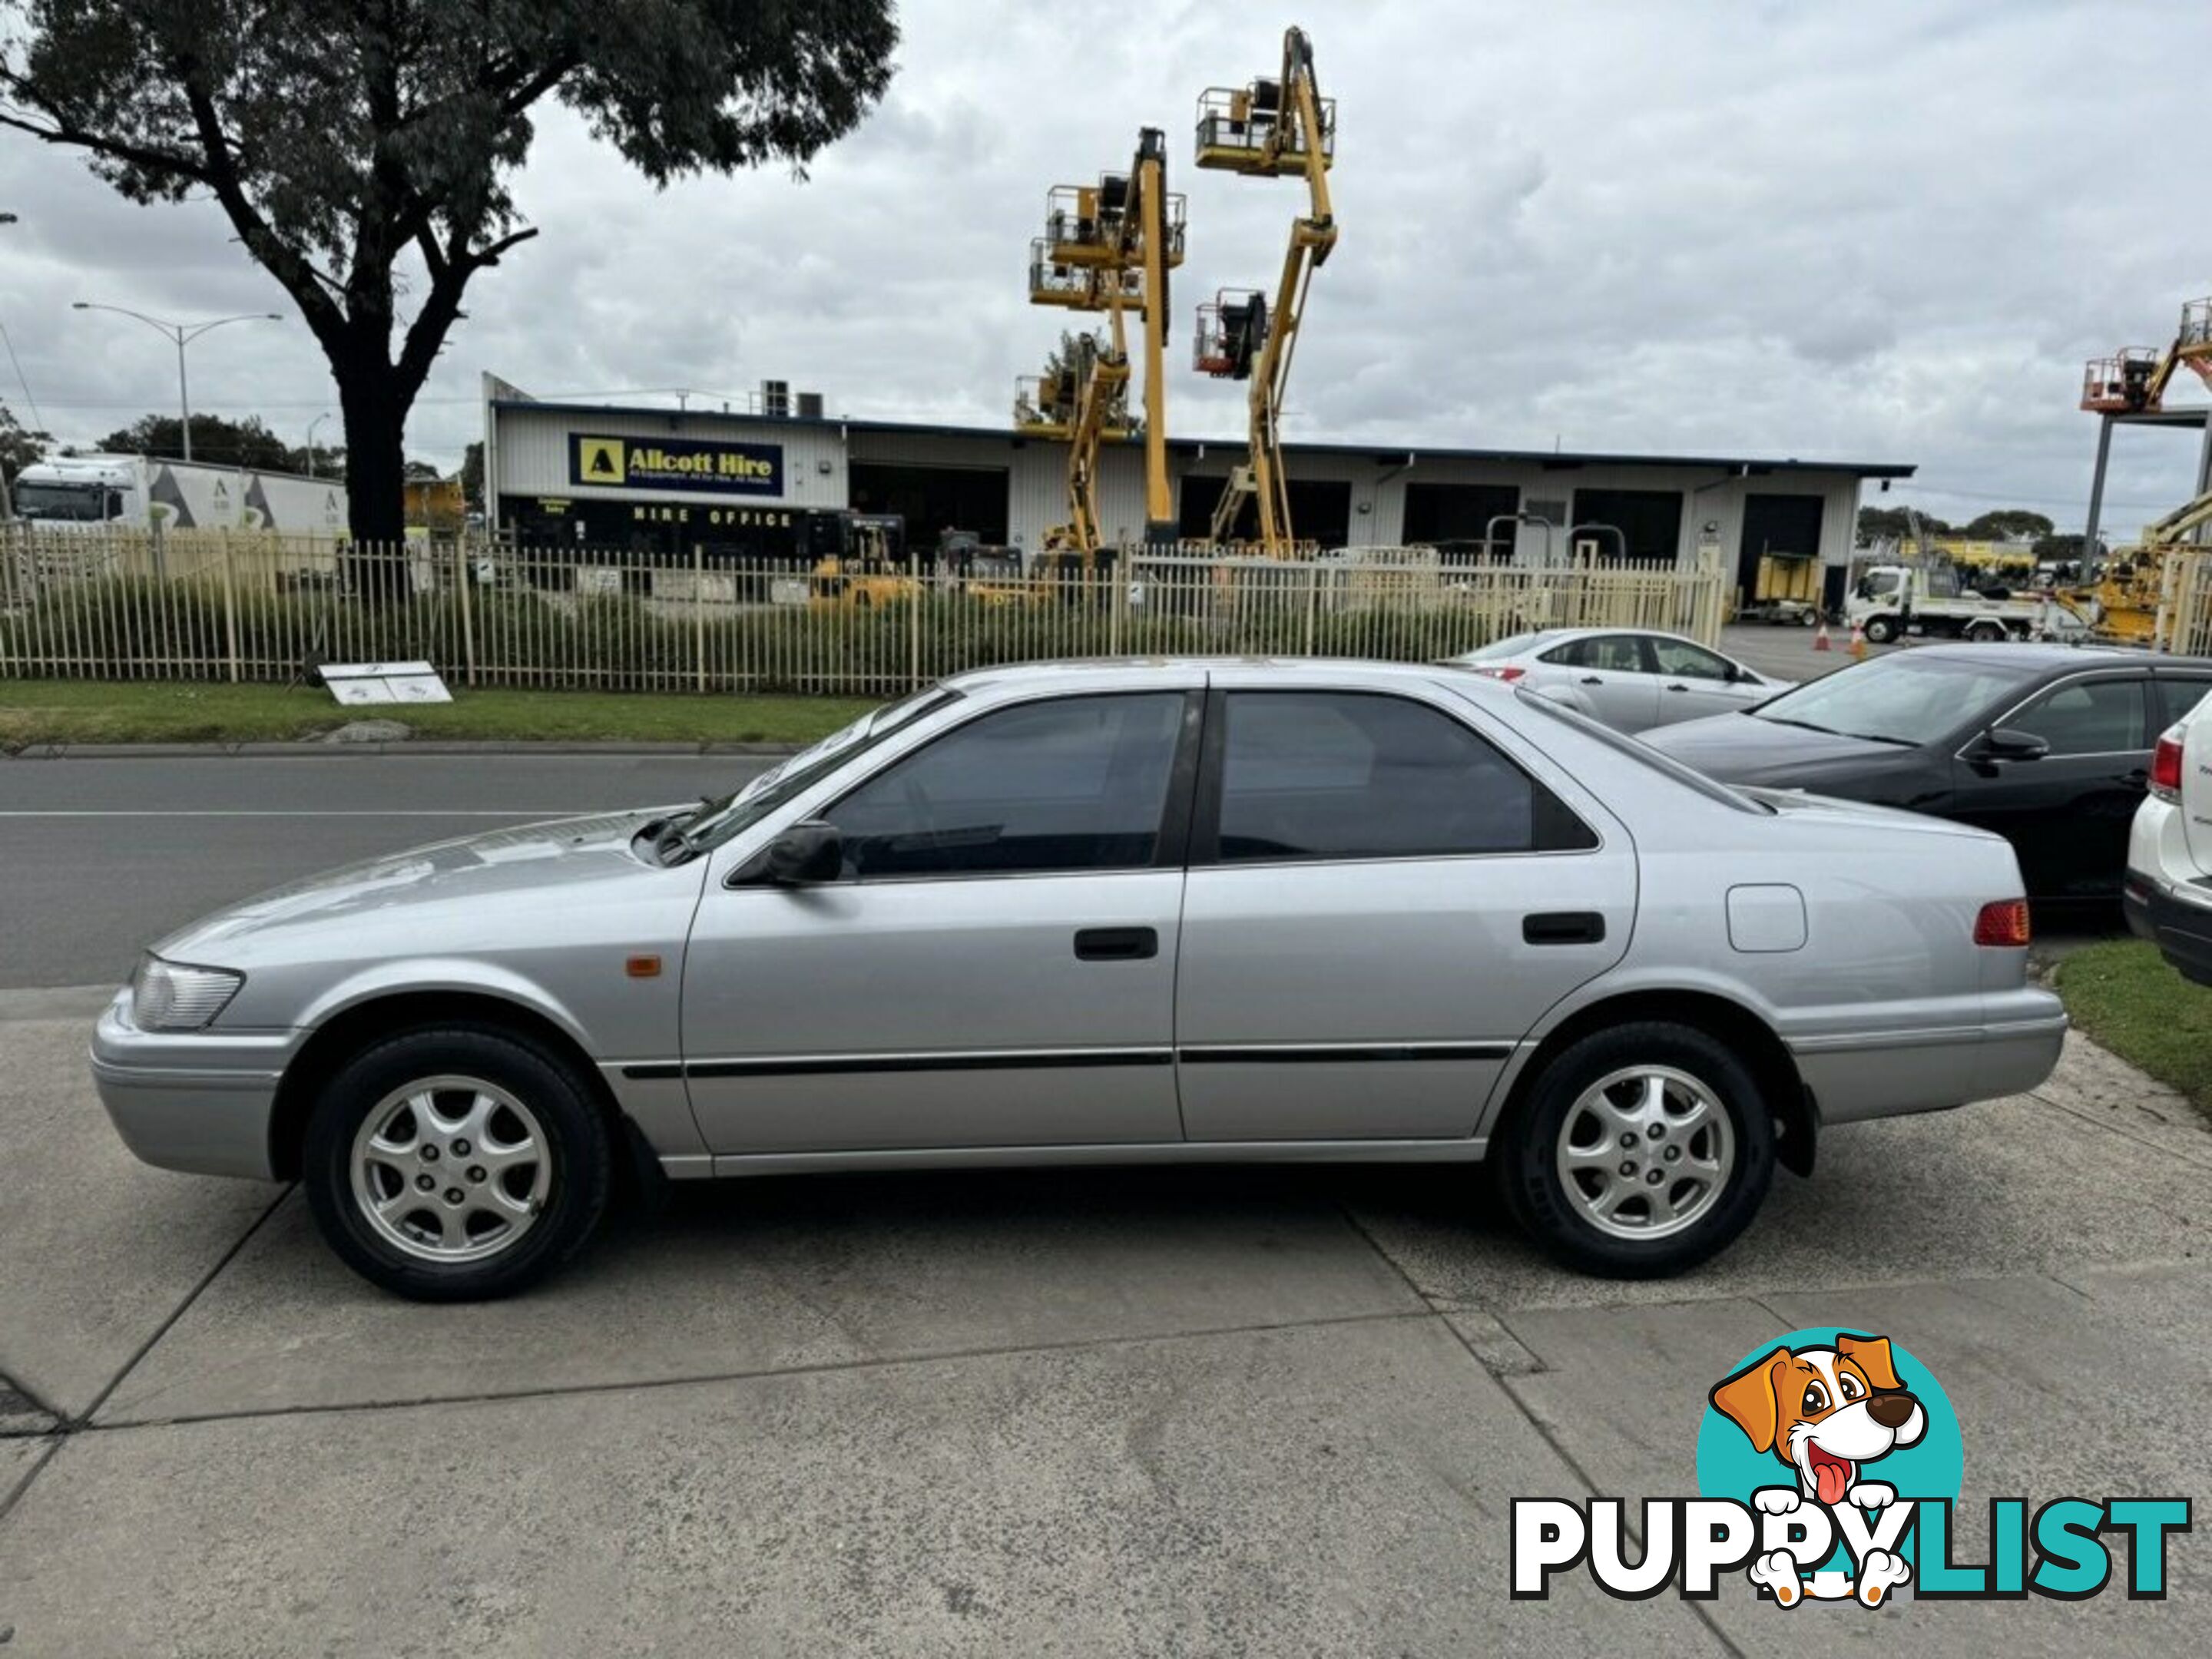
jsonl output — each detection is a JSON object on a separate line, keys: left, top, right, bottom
{"left": 830, "top": 693, "right": 1185, "bottom": 879}
{"left": 1542, "top": 635, "right": 1648, "bottom": 674}
{"left": 1209, "top": 690, "right": 1585, "bottom": 862}
{"left": 2002, "top": 677, "right": 2145, "bottom": 757}
{"left": 2156, "top": 677, "right": 2212, "bottom": 730}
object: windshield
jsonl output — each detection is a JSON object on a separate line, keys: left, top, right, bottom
{"left": 1750, "top": 654, "right": 2030, "bottom": 747}
{"left": 1459, "top": 631, "right": 1556, "bottom": 662}
{"left": 14, "top": 482, "right": 110, "bottom": 522}
{"left": 679, "top": 684, "right": 961, "bottom": 852}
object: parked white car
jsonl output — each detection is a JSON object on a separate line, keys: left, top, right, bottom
{"left": 2124, "top": 698, "right": 2212, "bottom": 985}
{"left": 1445, "top": 628, "right": 1790, "bottom": 733}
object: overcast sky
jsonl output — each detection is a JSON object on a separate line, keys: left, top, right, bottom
{"left": 1, "top": 0, "right": 2205, "bottom": 533}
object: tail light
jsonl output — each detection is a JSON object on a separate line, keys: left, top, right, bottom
{"left": 1472, "top": 665, "right": 1526, "bottom": 681}
{"left": 2151, "top": 727, "right": 2184, "bottom": 803}
{"left": 1973, "top": 899, "right": 2032, "bottom": 948}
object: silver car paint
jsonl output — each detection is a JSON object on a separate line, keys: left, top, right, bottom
{"left": 1449, "top": 628, "right": 1784, "bottom": 733}
{"left": 92, "top": 659, "right": 2064, "bottom": 1185}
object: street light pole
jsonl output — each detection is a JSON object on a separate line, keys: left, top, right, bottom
{"left": 306, "top": 410, "right": 331, "bottom": 478}
{"left": 71, "top": 303, "right": 281, "bottom": 464}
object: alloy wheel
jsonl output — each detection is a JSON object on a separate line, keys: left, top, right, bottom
{"left": 1553, "top": 1065, "right": 1734, "bottom": 1240}
{"left": 348, "top": 1074, "right": 552, "bottom": 1263}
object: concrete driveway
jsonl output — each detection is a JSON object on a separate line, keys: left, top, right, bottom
{"left": 1, "top": 983, "right": 2204, "bottom": 1654}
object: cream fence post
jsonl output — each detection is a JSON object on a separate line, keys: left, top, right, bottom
{"left": 218, "top": 530, "right": 240, "bottom": 682}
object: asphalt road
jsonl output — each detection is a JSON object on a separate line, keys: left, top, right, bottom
{"left": 0, "top": 753, "right": 774, "bottom": 990}
{"left": 1717, "top": 618, "right": 1898, "bottom": 684}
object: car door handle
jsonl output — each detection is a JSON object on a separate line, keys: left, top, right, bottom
{"left": 1580, "top": 675, "right": 1604, "bottom": 685}
{"left": 1664, "top": 682, "right": 1690, "bottom": 692}
{"left": 1523, "top": 912, "right": 1606, "bottom": 945}
{"left": 1074, "top": 926, "right": 1157, "bottom": 962}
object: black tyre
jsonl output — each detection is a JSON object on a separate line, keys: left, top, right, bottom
{"left": 1496, "top": 1021, "right": 1774, "bottom": 1277}
{"left": 1861, "top": 614, "right": 1900, "bottom": 645}
{"left": 1965, "top": 619, "right": 2006, "bottom": 643}
{"left": 302, "top": 1025, "right": 614, "bottom": 1301}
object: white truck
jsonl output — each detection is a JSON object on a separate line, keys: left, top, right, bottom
{"left": 8, "top": 453, "right": 346, "bottom": 538}
{"left": 1843, "top": 562, "right": 2066, "bottom": 644}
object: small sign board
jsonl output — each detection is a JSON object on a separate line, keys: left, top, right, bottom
{"left": 321, "top": 661, "right": 453, "bottom": 705}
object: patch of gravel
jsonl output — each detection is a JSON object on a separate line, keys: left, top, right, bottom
{"left": 320, "top": 718, "right": 413, "bottom": 744}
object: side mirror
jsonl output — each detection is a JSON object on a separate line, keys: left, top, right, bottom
{"left": 736, "top": 821, "right": 843, "bottom": 886}
{"left": 1978, "top": 727, "right": 2050, "bottom": 763}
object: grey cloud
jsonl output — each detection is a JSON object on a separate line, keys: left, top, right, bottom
{"left": 1, "top": 0, "right": 2207, "bottom": 535}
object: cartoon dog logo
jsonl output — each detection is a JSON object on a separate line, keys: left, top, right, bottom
{"left": 1709, "top": 1332, "right": 1927, "bottom": 1607}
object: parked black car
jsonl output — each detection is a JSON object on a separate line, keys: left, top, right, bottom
{"left": 1640, "top": 644, "right": 2212, "bottom": 902}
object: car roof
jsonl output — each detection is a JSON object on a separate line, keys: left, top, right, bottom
{"left": 939, "top": 656, "right": 1504, "bottom": 692}
{"left": 1877, "top": 642, "right": 2212, "bottom": 673}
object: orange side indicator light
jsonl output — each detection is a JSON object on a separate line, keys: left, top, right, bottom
{"left": 625, "top": 955, "right": 663, "bottom": 979}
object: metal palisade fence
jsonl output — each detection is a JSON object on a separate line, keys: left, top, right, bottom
{"left": 0, "top": 529, "right": 1728, "bottom": 695}
{"left": 2160, "top": 545, "right": 2212, "bottom": 657}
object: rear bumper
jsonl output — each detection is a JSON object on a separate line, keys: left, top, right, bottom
{"left": 2124, "top": 869, "right": 2212, "bottom": 989}
{"left": 1790, "top": 989, "right": 2067, "bottom": 1124}
{"left": 89, "top": 992, "right": 295, "bottom": 1180}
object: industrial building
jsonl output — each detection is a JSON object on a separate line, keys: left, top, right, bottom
{"left": 480, "top": 373, "right": 1913, "bottom": 604}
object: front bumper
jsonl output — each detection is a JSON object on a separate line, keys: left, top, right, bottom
{"left": 89, "top": 990, "right": 299, "bottom": 1180}
{"left": 1789, "top": 988, "right": 2068, "bottom": 1124}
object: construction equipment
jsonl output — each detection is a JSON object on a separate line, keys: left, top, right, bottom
{"left": 2055, "top": 488, "right": 2212, "bottom": 646}
{"left": 1192, "top": 25, "right": 1337, "bottom": 556}
{"left": 1023, "top": 131, "right": 1184, "bottom": 567}
{"left": 2079, "top": 296, "right": 2212, "bottom": 413}
{"left": 1012, "top": 333, "right": 1133, "bottom": 441}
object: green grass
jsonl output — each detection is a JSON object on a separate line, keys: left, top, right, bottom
{"left": 2056, "top": 939, "right": 2212, "bottom": 1111}
{"left": 0, "top": 679, "right": 872, "bottom": 749}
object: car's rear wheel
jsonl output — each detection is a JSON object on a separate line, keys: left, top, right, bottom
{"left": 1965, "top": 619, "right": 2007, "bottom": 643}
{"left": 303, "top": 1027, "right": 612, "bottom": 1301}
{"left": 1497, "top": 1021, "right": 1773, "bottom": 1277}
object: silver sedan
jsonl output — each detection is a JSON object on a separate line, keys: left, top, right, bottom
{"left": 93, "top": 659, "right": 2063, "bottom": 1299}
{"left": 1445, "top": 628, "right": 1790, "bottom": 732}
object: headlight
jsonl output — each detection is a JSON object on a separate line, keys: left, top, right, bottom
{"left": 130, "top": 955, "right": 244, "bottom": 1031}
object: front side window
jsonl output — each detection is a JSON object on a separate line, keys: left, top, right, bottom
{"left": 2002, "top": 678, "right": 2144, "bottom": 757}
{"left": 686, "top": 686, "right": 960, "bottom": 852}
{"left": 830, "top": 692, "right": 1185, "bottom": 879}
{"left": 1213, "top": 691, "right": 1542, "bottom": 861}
{"left": 1541, "top": 634, "right": 1647, "bottom": 674}
{"left": 1649, "top": 637, "right": 1732, "bottom": 681}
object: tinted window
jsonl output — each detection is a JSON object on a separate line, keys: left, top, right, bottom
{"left": 1214, "top": 692, "right": 1538, "bottom": 860}
{"left": 830, "top": 693, "right": 1184, "bottom": 878}
{"left": 1541, "top": 635, "right": 1647, "bottom": 674}
{"left": 2157, "top": 677, "right": 2212, "bottom": 730}
{"left": 1649, "top": 637, "right": 1732, "bottom": 680}
{"left": 2003, "top": 678, "right": 2144, "bottom": 757}
{"left": 688, "top": 685, "right": 961, "bottom": 850}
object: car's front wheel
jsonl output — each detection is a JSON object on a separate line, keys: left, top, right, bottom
{"left": 1497, "top": 1021, "right": 1773, "bottom": 1277}
{"left": 1861, "top": 614, "right": 1900, "bottom": 644}
{"left": 302, "top": 1026, "right": 613, "bottom": 1301}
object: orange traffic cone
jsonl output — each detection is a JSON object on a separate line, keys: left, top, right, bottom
{"left": 1848, "top": 622, "right": 1867, "bottom": 660}
{"left": 1813, "top": 621, "right": 1832, "bottom": 652}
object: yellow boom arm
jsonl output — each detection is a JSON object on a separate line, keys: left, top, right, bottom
{"left": 1204, "top": 28, "right": 1336, "bottom": 556}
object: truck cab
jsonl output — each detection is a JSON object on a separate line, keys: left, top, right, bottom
{"left": 8, "top": 457, "right": 140, "bottom": 530}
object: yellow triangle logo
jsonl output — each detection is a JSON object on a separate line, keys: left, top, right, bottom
{"left": 580, "top": 438, "right": 626, "bottom": 484}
